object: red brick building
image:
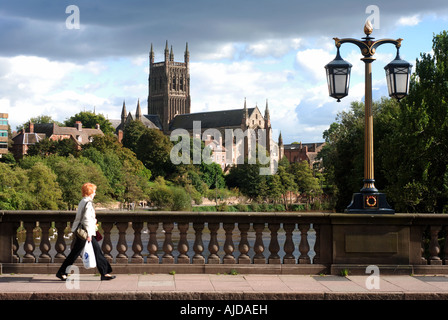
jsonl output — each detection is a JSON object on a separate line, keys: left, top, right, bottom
{"left": 283, "top": 142, "right": 325, "bottom": 168}
{"left": 12, "top": 121, "right": 103, "bottom": 159}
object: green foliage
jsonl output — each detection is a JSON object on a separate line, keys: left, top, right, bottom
{"left": 26, "top": 162, "right": 64, "bottom": 210}
{"left": 123, "top": 121, "right": 174, "bottom": 178}
{"left": 64, "top": 111, "right": 115, "bottom": 135}
{"left": 148, "top": 177, "right": 191, "bottom": 211}
{"left": 225, "top": 154, "right": 322, "bottom": 209}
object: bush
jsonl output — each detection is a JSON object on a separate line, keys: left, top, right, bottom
{"left": 149, "top": 183, "right": 174, "bottom": 210}
{"left": 192, "top": 206, "right": 217, "bottom": 212}
{"left": 236, "top": 203, "right": 248, "bottom": 212}
{"left": 274, "top": 204, "right": 286, "bottom": 211}
{"left": 171, "top": 187, "right": 192, "bottom": 211}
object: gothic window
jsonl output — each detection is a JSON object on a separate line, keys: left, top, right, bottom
{"left": 180, "top": 77, "right": 184, "bottom": 91}
{"left": 172, "top": 77, "right": 176, "bottom": 90}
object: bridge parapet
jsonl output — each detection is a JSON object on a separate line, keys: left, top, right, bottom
{"left": 0, "top": 211, "right": 446, "bottom": 275}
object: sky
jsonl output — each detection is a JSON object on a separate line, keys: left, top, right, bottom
{"left": 1, "top": 0, "right": 448, "bottom": 144}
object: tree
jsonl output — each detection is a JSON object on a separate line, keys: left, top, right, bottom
{"left": 122, "top": 120, "right": 146, "bottom": 152}
{"left": 44, "top": 155, "right": 111, "bottom": 209}
{"left": 27, "top": 162, "right": 64, "bottom": 210}
{"left": 226, "top": 162, "right": 269, "bottom": 200}
{"left": 267, "top": 174, "right": 283, "bottom": 204}
{"left": 65, "top": 111, "right": 115, "bottom": 135}
{"left": 289, "top": 161, "right": 322, "bottom": 207}
{"left": 200, "top": 162, "right": 225, "bottom": 189}
{"left": 379, "top": 31, "right": 448, "bottom": 212}
{"left": 0, "top": 163, "right": 32, "bottom": 209}
{"left": 135, "top": 128, "right": 174, "bottom": 178}
{"left": 17, "top": 115, "right": 63, "bottom": 131}
{"left": 277, "top": 166, "right": 297, "bottom": 209}
{"left": 82, "top": 134, "right": 151, "bottom": 204}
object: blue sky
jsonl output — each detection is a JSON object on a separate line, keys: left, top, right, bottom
{"left": 1, "top": 0, "right": 448, "bottom": 143}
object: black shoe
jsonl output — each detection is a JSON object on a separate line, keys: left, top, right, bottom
{"left": 56, "top": 273, "right": 67, "bottom": 281}
{"left": 101, "top": 275, "right": 116, "bottom": 281}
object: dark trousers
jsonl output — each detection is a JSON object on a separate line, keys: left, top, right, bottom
{"left": 57, "top": 236, "right": 112, "bottom": 276}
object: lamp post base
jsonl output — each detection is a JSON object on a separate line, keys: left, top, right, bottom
{"left": 345, "top": 192, "right": 395, "bottom": 214}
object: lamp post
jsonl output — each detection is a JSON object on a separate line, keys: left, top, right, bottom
{"left": 325, "top": 21, "right": 412, "bottom": 214}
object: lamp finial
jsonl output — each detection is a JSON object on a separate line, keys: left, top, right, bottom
{"left": 364, "top": 20, "right": 373, "bottom": 36}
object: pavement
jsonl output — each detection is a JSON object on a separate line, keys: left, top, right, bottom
{"left": 1, "top": 273, "right": 446, "bottom": 318}
{"left": 1, "top": 273, "right": 448, "bottom": 301}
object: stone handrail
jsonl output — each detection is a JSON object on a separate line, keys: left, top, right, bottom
{"left": 1, "top": 210, "right": 448, "bottom": 274}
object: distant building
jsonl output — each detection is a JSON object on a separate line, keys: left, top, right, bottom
{"left": 112, "top": 42, "right": 284, "bottom": 170}
{"left": 0, "top": 113, "right": 8, "bottom": 157}
{"left": 12, "top": 121, "right": 103, "bottom": 159}
{"left": 283, "top": 142, "right": 325, "bottom": 169}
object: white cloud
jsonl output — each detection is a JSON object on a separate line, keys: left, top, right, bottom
{"left": 295, "top": 48, "right": 334, "bottom": 82}
{"left": 190, "top": 60, "right": 302, "bottom": 142}
{"left": 0, "top": 55, "right": 113, "bottom": 130}
{"left": 199, "top": 43, "right": 236, "bottom": 60}
{"left": 397, "top": 14, "right": 421, "bottom": 26}
{"left": 245, "top": 38, "right": 302, "bottom": 58}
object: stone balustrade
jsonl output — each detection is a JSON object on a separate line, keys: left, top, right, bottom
{"left": 1, "top": 211, "right": 448, "bottom": 275}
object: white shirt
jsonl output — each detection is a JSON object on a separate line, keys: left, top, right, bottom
{"left": 71, "top": 197, "right": 97, "bottom": 237}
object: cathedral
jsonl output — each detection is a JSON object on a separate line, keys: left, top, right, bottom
{"left": 112, "top": 42, "right": 284, "bottom": 171}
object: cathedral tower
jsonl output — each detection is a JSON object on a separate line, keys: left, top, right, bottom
{"left": 148, "top": 41, "right": 191, "bottom": 132}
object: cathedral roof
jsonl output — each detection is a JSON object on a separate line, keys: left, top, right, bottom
{"left": 169, "top": 108, "right": 255, "bottom": 131}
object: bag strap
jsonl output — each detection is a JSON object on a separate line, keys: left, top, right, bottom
{"left": 76, "top": 200, "right": 92, "bottom": 230}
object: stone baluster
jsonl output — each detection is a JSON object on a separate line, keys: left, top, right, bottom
{"left": 116, "top": 222, "right": 129, "bottom": 263}
{"left": 22, "top": 222, "right": 36, "bottom": 263}
{"left": 147, "top": 222, "right": 159, "bottom": 264}
{"left": 238, "top": 223, "right": 251, "bottom": 264}
{"left": 444, "top": 226, "right": 448, "bottom": 265}
{"left": 253, "top": 223, "right": 265, "bottom": 264}
{"left": 207, "top": 222, "right": 220, "bottom": 264}
{"left": 162, "top": 222, "right": 175, "bottom": 263}
{"left": 312, "top": 224, "right": 320, "bottom": 264}
{"left": 421, "top": 226, "right": 428, "bottom": 265}
{"left": 101, "top": 222, "right": 114, "bottom": 263}
{"left": 429, "top": 225, "right": 442, "bottom": 265}
{"left": 283, "top": 223, "right": 295, "bottom": 264}
{"left": 54, "top": 221, "right": 67, "bottom": 263}
{"left": 177, "top": 222, "right": 190, "bottom": 264}
{"left": 12, "top": 222, "right": 20, "bottom": 263}
{"left": 192, "top": 223, "right": 205, "bottom": 264}
{"left": 38, "top": 222, "right": 52, "bottom": 263}
{"left": 268, "top": 223, "right": 281, "bottom": 264}
{"left": 223, "top": 223, "right": 236, "bottom": 264}
{"left": 298, "top": 224, "right": 311, "bottom": 264}
{"left": 131, "top": 222, "right": 144, "bottom": 264}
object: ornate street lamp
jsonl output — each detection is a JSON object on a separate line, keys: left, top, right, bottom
{"left": 384, "top": 50, "right": 413, "bottom": 101}
{"left": 325, "top": 47, "right": 352, "bottom": 102}
{"left": 325, "top": 21, "right": 412, "bottom": 214}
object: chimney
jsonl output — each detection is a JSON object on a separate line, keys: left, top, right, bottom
{"left": 95, "top": 123, "right": 100, "bottom": 130}
{"left": 28, "top": 121, "right": 34, "bottom": 133}
{"left": 75, "top": 121, "right": 82, "bottom": 131}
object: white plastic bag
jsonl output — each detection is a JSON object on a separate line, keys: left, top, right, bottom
{"left": 82, "top": 241, "right": 96, "bottom": 269}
